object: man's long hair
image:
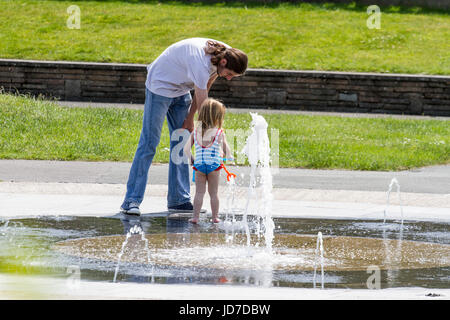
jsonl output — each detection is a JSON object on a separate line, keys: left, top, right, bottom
{"left": 205, "top": 40, "right": 248, "bottom": 75}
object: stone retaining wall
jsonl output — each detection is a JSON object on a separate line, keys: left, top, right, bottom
{"left": 0, "top": 59, "right": 449, "bottom": 116}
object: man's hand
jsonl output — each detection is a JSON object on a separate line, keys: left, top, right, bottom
{"left": 181, "top": 115, "right": 195, "bottom": 132}
{"left": 182, "top": 77, "right": 217, "bottom": 133}
{"left": 182, "top": 86, "right": 208, "bottom": 132}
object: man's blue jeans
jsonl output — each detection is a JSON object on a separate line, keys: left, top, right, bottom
{"left": 121, "top": 88, "right": 192, "bottom": 209}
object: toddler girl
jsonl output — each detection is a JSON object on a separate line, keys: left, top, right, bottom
{"left": 183, "top": 98, "right": 232, "bottom": 224}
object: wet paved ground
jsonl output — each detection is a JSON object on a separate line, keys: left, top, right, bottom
{"left": 1, "top": 215, "right": 449, "bottom": 290}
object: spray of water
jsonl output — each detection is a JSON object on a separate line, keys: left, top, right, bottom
{"left": 382, "top": 178, "right": 405, "bottom": 284}
{"left": 1, "top": 219, "right": 9, "bottom": 236}
{"left": 224, "top": 172, "right": 240, "bottom": 244}
{"left": 313, "top": 232, "right": 325, "bottom": 289}
{"left": 383, "top": 177, "right": 404, "bottom": 225}
{"left": 241, "top": 113, "right": 275, "bottom": 251}
{"left": 113, "top": 224, "right": 153, "bottom": 283}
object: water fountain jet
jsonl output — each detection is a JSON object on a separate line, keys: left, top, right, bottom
{"left": 382, "top": 178, "right": 405, "bottom": 285}
{"left": 241, "top": 113, "right": 275, "bottom": 250}
{"left": 113, "top": 224, "right": 153, "bottom": 283}
{"left": 384, "top": 178, "right": 404, "bottom": 226}
{"left": 313, "top": 232, "right": 325, "bottom": 289}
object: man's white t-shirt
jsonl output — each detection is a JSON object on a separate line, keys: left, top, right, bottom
{"left": 145, "top": 38, "right": 231, "bottom": 98}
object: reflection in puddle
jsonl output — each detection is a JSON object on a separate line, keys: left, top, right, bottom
{"left": 1, "top": 215, "right": 449, "bottom": 289}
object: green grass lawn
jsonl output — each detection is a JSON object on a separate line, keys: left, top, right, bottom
{"left": 1, "top": 93, "right": 449, "bottom": 171}
{"left": 0, "top": 0, "right": 449, "bottom": 74}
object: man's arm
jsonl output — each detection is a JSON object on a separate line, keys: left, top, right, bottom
{"left": 182, "top": 74, "right": 218, "bottom": 131}
{"left": 207, "top": 73, "right": 218, "bottom": 91}
{"left": 192, "top": 86, "right": 208, "bottom": 115}
{"left": 182, "top": 86, "right": 207, "bottom": 132}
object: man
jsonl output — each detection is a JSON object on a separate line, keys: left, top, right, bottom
{"left": 120, "top": 38, "right": 248, "bottom": 215}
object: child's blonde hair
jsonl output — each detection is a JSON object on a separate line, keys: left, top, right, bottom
{"left": 197, "top": 98, "right": 226, "bottom": 136}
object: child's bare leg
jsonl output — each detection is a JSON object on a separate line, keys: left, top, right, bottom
{"left": 190, "top": 171, "right": 206, "bottom": 224}
{"left": 207, "top": 170, "right": 221, "bottom": 223}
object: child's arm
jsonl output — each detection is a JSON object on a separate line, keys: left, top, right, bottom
{"left": 183, "top": 132, "right": 195, "bottom": 165}
{"left": 221, "top": 132, "right": 234, "bottom": 163}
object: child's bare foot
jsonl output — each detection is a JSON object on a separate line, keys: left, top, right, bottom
{"left": 212, "top": 217, "right": 221, "bottom": 224}
{"left": 189, "top": 217, "right": 199, "bottom": 224}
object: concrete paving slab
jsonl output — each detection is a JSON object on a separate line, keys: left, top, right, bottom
{"left": 1, "top": 160, "right": 449, "bottom": 194}
{"left": 0, "top": 182, "right": 448, "bottom": 222}
{"left": 1, "top": 274, "right": 448, "bottom": 300}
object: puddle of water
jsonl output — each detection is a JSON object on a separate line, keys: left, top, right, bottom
{"left": 0, "top": 215, "right": 449, "bottom": 289}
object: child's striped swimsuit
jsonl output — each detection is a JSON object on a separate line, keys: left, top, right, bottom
{"left": 193, "top": 128, "right": 223, "bottom": 175}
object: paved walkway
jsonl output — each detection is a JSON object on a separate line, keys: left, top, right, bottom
{"left": 1, "top": 159, "right": 449, "bottom": 193}
{"left": 2, "top": 274, "right": 448, "bottom": 300}
{"left": 0, "top": 159, "right": 449, "bottom": 221}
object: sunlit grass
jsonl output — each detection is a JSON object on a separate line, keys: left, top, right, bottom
{"left": 1, "top": 93, "right": 449, "bottom": 170}
{"left": 0, "top": 0, "right": 448, "bottom": 74}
